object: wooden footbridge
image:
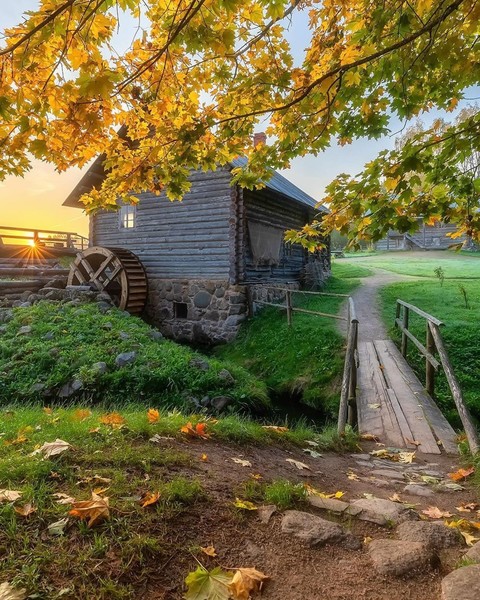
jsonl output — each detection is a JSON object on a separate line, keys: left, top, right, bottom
{"left": 338, "top": 299, "right": 479, "bottom": 456}
{"left": 250, "top": 286, "right": 478, "bottom": 455}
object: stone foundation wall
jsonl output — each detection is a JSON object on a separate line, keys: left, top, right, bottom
{"left": 146, "top": 279, "right": 248, "bottom": 344}
{"left": 146, "top": 279, "right": 304, "bottom": 344}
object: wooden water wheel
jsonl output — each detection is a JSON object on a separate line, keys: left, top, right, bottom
{"left": 68, "top": 246, "right": 148, "bottom": 314}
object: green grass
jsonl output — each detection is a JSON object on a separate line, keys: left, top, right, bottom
{"left": 346, "top": 250, "right": 480, "bottom": 279}
{"left": 263, "top": 479, "right": 307, "bottom": 509}
{"left": 380, "top": 279, "right": 480, "bottom": 427}
{"left": 0, "top": 301, "right": 268, "bottom": 412}
{"left": 215, "top": 269, "right": 364, "bottom": 417}
{"left": 331, "top": 260, "right": 373, "bottom": 278}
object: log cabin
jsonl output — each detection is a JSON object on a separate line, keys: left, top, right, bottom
{"left": 64, "top": 150, "right": 330, "bottom": 344}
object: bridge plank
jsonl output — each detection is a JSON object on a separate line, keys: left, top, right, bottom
{"left": 373, "top": 340, "right": 441, "bottom": 454}
{"left": 382, "top": 340, "right": 458, "bottom": 455}
{"left": 356, "top": 341, "right": 404, "bottom": 448}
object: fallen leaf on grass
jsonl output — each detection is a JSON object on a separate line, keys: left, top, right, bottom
{"left": 140, "top": 491, "right": 161, "bottom": 508}
{"left": 31, "top": 439, "right": 71, "bottom": 458}
{"left": 347, "top": 471, "right": 360, "bottom": 481}
{"left": 201, "top": 454, "right": 208, "bottom": 462}
{"left": 147, "top": 408, "right": 159, "bottom": 423}
{"left": 233, "top": 498, "right": 257, "bottom": 511}
{"left": 69, "top": 492, "right": 110, "bottom": 527}
{"left": 250, "top": 474, "right": 262, "bottom": 480}
{"left": 181, "top": 422, "right": 210, "bottom": 439}
{"left": 442, "top": 482, "right": 464, "bottom": 491}
{"left": 43, "top": 407, "right": 53, "bottom": 415}
{"left": 149, "top": 434, "right": 174, "bottom": 443}
{"left": 201, "top": 546, "right": 217, "bottom": 557}
{"left": 261, "top": 426, "right": 288, "bottom": 433}
{"left": 99, "top": 412, "right": 125, "bottom": 429}
{"left": 422, "top": 506, "right": 453, "bottom": 519}
{"left": 184, "top": 566, "right": 233, "bottom": 600}
{"left": 4, "top": 426, "right": 32, "bottom": 446}
{"left": 285, "top": 458, "right": 310, "bottom": 471}
{"left": 304, "top": 440, "right": 319, "bottom": 447}
{"left": 0, "top": 489, "right": 21, "bottom": 503}
{"left": 231, "top": 458, "right": 252, "bottom": 468}
{"left": 448, "top": 467, "right": 475, "bottom": 481}
{"left": 77, "top": 474, "right": 112, "bottom": 486}
{"left": 228, "top": 568, "right": 269, "bottom": 600}
{"left": 363, "top": 536, "right": 373, "bottom": 545}
{"left": 14, "top": 503, "right": 36, "bottom": 517}
{"left": 389, "top": 493, "right": 402, "bottom": 502}
{"left": 52, "top": 493, "right": 75, "bottom": 505}
{"left": 48, "top": 517, "right": 69, "bottom": 536}
{"left": 0, "top": 581, "right": 27, "bottom": 600}
{"left": 72, "top": 409, "right": 92, "bottom": 421}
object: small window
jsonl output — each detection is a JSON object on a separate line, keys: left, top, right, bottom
{"left": 119, "top": 204, "right": 136, "bottom": 229}
{"left": 174, "top": 302, "right": 188, "bottom": 319}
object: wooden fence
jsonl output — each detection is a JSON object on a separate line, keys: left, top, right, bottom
{"left": 249, "top": 286, "right": 359, "bottom": 434}
{"left": 0, "top": 225, "right": 88, "bottom": 252}
{"left": 395, "top": 299, "right": 479, "bottom": 454}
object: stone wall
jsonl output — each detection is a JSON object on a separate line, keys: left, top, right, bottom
{"left": 146, "top": 278, "right": 248, "bottom": 344}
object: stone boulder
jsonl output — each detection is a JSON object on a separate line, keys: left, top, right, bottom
{"left": 281, "top": 510, "right": 361, "bottom": 550}
{"left": 441, "top": 565, "right": 480, "bottom": 600}
{"left": 465, "top": 541, "right": 480, "bottom": 563}
{"left": 368, "top": 539, "right": 435, "bottom": 576}
{"left": 115, "top": 351, "right": 136, "bottom": 367}
{"left": 347, "top": 496, "right": 418, "bottom": 526}
{"left": 397, "top": 521, "right": 462, "bottom": 550}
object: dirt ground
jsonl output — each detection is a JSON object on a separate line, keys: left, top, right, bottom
{"left": 139, "top": 437, "right": 476, "bottom": 600}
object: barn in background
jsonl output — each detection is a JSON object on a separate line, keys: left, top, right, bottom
{"left": 64, "top": 154, "right": 330, "bottom": 344}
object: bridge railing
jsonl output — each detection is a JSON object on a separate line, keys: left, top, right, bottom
{"left": 0, "top": 225, "right": 88, "bottom": 250}
{"left": 395, "top": 299, "right": 479, "bottom": 454}
{"left": 247, "top": 285, "right": 358, "bottom": 434}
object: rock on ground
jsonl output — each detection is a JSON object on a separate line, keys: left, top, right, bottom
{"left": 465, "top": 541, "right": 480, "bottom": 563}
{"left": 368, "top": 539, "right": 435, "bottom": 576}
{"left": 441, "top": 565, "right": 480, "bottom": 600}
{"left": 115, "top": 351, "right": 137, "bottom": 367}
{"left": 347, "top": 497, "right": 418, "bottom": 526}
{"left": 281, "top": 510, "right": 361, "bottom": 550}
{"left": 396, "top": 521, "right": 462, "bottom": 550}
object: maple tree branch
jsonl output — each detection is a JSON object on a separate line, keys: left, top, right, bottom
{"left": 0, "top": 0, "right": 78, "bottom": 56}
{"left": 217, "top": 0, "right": 465, "bottom": 124}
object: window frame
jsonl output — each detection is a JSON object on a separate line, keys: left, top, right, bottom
{"left": 119, "top": 204, "right": 137, "bottom": 230}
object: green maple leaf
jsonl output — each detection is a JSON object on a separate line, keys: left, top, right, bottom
{"left": 184, "top": 567, "right": 233, "bottom": 600}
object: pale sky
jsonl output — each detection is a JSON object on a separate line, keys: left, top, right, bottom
{"left": 1, "top": 1, "right": 477, "bottom": 238}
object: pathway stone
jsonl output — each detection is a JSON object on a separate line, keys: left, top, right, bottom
{"left": 368, "top": 539, "right": 435, "bottom": 576}
{"left": 465, "top": 541, "right": 480, "bottom": 563}
{"left": 396, "top": 521, "right": 462, "bottom": 550}
{"left": 346, "top": 497, "right": 418, "bottom": 526}
{"left": 281, "top": 510, "right": 361, "bottom": 550}
{"left": 257, "top": 505, "right": 276, "bottom": 525}
{"left": 307, "top": 496, "right": 349, "bottom": 513}
{"left": 403, "top": 484, "right": 434, "bottom": 497}
{"left": 441, "top": 565, "right": 480, "bottom": 600}
{"left": 371, "top": 469, "right": 405, "bottom": 481}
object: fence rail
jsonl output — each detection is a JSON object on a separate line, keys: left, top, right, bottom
{"left": 248, "top": 285, "right": 358, "bottom": 434}
{"left": 0, "top": 225, "right": 88, "bottom": 251}
{"left": 395, "top": 299, "right": 479, "bottom": 454}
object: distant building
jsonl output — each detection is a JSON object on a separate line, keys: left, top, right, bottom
{"left": 375, "top": 219, "right": 466, "bottom": 251}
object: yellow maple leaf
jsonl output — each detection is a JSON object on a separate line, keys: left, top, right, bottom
{"left": 233, "top": 498, "right": 257, "bottom": 511}
{"left": 200, "top": 545, "right": 217, "bottom": 557}
{"left": 140, "top": 491, "right": 161, "bottom": 508}
{"left": 99, "top": 412, "right": 125, "bottom": 428}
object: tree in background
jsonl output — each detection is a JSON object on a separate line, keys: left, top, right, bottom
{"left": 0, "top": 0, "right": 479, "bottom": 244}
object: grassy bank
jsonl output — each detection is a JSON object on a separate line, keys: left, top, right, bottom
{"left": 0, "top": 302, "right": 268, "bottom": 412}
{"left": 215, "top": 264, "right": 367, "bottom": 418}
{"left": 346, "top": 250, "right": 480, "bottom": 279}
{"left": 380, "top": 279, "right": 480, "bottom": 426}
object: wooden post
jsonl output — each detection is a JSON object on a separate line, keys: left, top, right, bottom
{"left": 246, "top": 286, "right": 254, "bottom": 317}
{"left": 286, "top": 290, "right": 293, "bottom": 327}
{"left": 347, "top": 320, "right": 358, "bottom": 426}
{"left": 395, "top": 301, "right": 401, "bottom": 325}
{"left": 429, "top": 322, "right": 480, "bottom": 455}
{"left": 401, "top": 306, "right": 409, "bottom": 357}
{"left": 66, "top": 233, "right": 72, "bottom": 248}
{"left": 426, "top": 321, "right": 435, "bottom": 397}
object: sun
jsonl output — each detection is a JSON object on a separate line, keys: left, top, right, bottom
{"left": 28, "top": 239, "right": 36, "bottom": 247}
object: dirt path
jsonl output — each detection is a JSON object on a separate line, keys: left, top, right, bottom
{"left": 339, "top": 268, "right": 418, "bottom": 342}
